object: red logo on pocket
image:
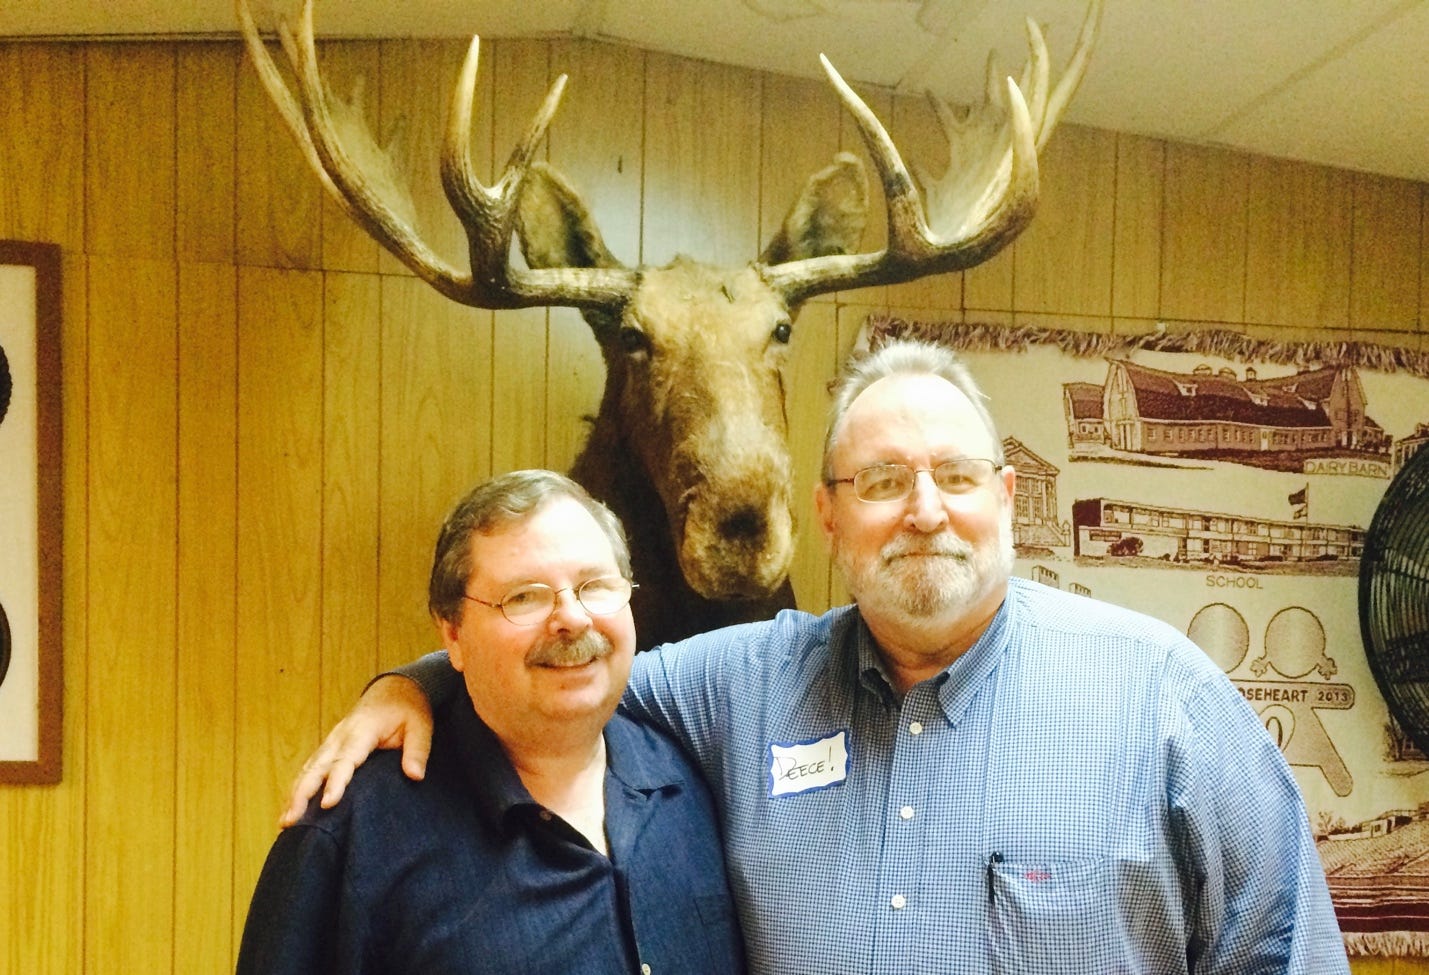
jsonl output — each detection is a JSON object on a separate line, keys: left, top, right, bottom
{"left": 1024, "top": 868, "right": 1051, "bottom": 883}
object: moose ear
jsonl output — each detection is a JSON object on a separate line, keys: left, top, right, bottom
{"left": 516, "top": 162, "right": 624, "bottom": 270}
{"left": 759, "top": 151, "right": 869, "bottom": 265}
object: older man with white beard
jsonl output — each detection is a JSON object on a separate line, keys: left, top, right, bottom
{"left": 284, "top": 340, "right": 1349, "bottom": 974}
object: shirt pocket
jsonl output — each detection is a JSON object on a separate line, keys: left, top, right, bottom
{"left": 987, "top": 854, "right": 1129, "bottom": 974}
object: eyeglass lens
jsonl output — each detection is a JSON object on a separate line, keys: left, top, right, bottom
{"left": 498, "top": 576, "right": 633, "bottom": 625}
{"left": 853, "top": 460, "right": 997, "bottom": 502}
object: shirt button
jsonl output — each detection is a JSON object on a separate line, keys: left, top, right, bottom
{"left": 641, "top": 965, "right": 652, "bottom": 975}
{"left": 890, "top": 894, "right": 907, "bottom": 910}
{"left": 900, "top": 805, "right": 915, "bottom": 820}
{"left": 538, "top": 810, "right": 553, "bottom": 821}
{"left": 908, "top": 721, "right": 924, "bottom": 736}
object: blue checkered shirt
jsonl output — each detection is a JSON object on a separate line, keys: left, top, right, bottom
{"left": 404, "top": 578, "right": 1348, "bottom": 973}
{"left": 619, "top": 577, "right": 1349, "bottom": 974}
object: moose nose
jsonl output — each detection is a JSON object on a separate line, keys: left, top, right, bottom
{"left": 719, "top": 506, "right": 767, "bottom": 542}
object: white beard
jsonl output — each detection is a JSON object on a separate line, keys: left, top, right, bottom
{"left": 836, "top": 507, "right": 1015, "bottom": 624}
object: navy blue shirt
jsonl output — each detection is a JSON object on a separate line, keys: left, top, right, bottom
{"left": 236, "top": 698, "right": 746, "bottom": 975}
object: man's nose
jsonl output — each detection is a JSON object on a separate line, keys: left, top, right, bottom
{"left": 905, "top": 469, "right": 949, "bottom": 531}
{"left": 547, "top": 588, "right": 592, "bottom": 632}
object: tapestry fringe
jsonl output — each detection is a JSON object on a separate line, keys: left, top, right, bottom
{"left": 866, "top": 316, "right": 1429, "bottom": 378}
{"left": 1343, "top": 930, "right": 1429, "bottom": 956}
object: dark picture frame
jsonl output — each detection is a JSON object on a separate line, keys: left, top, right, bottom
{"left": 0, "top": 240, "right": 62, "bottom": 784}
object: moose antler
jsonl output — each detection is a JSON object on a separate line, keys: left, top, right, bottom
{"left": 236, "top": 0, "right": 638, "bottom": 312}
{"left": 763, "top": 0, "right": 1103, "bottom": 307}
{"left": 238, "top": 0, "right": 1099, "bottom": 312}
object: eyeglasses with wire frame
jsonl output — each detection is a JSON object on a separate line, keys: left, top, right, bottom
{"left": 463, "top": 575, "right": 638, "bottom": 626}
{"left": 826, "top": 459, "right": 1003, "bottom": 503}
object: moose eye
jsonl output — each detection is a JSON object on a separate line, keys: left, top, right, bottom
{"left": 618, "top": 326, "right": 649, "bottom": 355}
{"left": 772, "top": 320, "right": 792, "bottom": 344}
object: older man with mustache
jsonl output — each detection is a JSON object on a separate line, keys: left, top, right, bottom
{"left": 287, "top": 340, "right": 1348, "bottom": 973}
{"left": 237, "top": 470, "right": 745, "bottom": 975}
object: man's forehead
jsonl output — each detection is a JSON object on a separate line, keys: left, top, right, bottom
{"left": 468, "top": 498, "right": 618, "bottom": 577}
{"left": 841, "top": 375, "right": 988, "bottom": 445}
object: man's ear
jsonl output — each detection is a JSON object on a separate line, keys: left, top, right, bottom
{"left": 814, "top": 481, "right": 837, "bottom": 547}
{"left": 998, "top": 464, "right": 1017, "bottom": 504}
{"left": 439, "top": 618, "right": 465, "bottom": 672}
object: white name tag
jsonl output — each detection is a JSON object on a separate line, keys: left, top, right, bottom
{"left": 768, "top": 731, "right": 849, "bottom": 797}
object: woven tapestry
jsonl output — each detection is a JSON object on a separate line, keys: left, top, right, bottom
{"left": 868, "top": 315, "right": 1429, "bottom": 957}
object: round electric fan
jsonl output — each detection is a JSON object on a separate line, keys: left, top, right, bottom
{"left": 1359, "top": 444, "right": 1429, "bottom": 754}
{"left": 0, "top": 341, "right": 11, "bottom": 427}
{"left": 0, "top": 600, "right": 9, "bottom": 690}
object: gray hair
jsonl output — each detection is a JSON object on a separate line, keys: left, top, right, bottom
{"left": 821, "top": 338, "right": 1002, "bottom": 481}
{"left": 428, "top": 469, "right": 631, "bottom": 626}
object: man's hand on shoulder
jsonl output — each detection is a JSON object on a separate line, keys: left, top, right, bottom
{"left": 280, "top": 674, "right": 435, "bottom": 827}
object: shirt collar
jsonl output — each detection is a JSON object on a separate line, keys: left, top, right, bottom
{"left": 439, "top": 695, "right": 688, "bottom": 833}
{"left": 440, "top": 698, "right": 533, "bottom": 832}
{"left": 602, "top": 708, "right": 691, "bottom": 795}
{"left": 840, "top": 583, "right": 1018, "bottom": 725}
{"left": 933, "top": 583, "right": 1015, "bottom": 726}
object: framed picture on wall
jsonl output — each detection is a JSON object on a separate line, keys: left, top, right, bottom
{"left": 0, "top": 241, "right": 62, "bottom": 784}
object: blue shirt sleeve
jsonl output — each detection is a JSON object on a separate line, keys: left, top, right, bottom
{"left": 621, "top": 637, "right": 722, "bottom": 762}
{"left": 387, "top": 649, "right": 461, "bottom": 709}
{"left": 236, "top": 824, "right": 351, "bottom": 975}
{"left": 1169, "top": 671, "right": 1349, "bottom": 973}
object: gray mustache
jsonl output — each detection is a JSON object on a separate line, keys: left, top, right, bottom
{"left": 525, "top": 630, "right": 614, "bottom": 667}
{"left": 882, "top": 534, "right": 973, "bottom": 563}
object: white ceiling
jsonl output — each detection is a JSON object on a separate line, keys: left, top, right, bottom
{"left": 5, "top": 0, "right": 1428, "bottom": 183}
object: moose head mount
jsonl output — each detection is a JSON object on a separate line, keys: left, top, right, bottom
{"left": 237, "top": 0, "right": 1101, "bottom": 646}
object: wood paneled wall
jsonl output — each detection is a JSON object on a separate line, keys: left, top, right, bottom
{"left": 0, "top": 35, "right": 1424, "bottom": 975}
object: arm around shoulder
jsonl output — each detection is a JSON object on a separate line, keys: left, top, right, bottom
{"left": 279, "top": 652, "right": 456, "bottom": 827}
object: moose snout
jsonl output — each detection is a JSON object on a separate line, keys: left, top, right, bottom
{"left": 719, "top": 505, "right": 767, "bottom": 543}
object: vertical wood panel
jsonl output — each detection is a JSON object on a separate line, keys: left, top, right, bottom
{"left": 783, "top": 300, "right": 840, "bottom": 612}
{"left": 545, "top": 307, "right": 605, "bottom": 475}
{"left": 548, "top": 39, "right": 644, "bottom": 263}
{"left": 86, "top": 45, "right": 176, "bottom": 259}
{"left": 1424, "top": 190, "right": 1429, "bottom": 336}
{"left": 1013, "top": 124, "right": 1116, "bottom": 317}
{"left": 643, "top": 51, "right": 763, "bottom": 265}
{"left": 762, "top": 70, "right": 844, "bottom": 611}
{"left": 545, "top": 39, "right": 645, "bottom": 473}
{"left": 489, "top": 39, "right": 553, "bottom": 474}
{"left": 0, "top": 255, "right": 89, "bottom": 975}
{"left": 322, "top": 272, "right": 382, "bottom": 725}
{"left": 317, "top": 42, "right": 383, "bottom": 274}
{"left": 174, "top": 261, "right": 238, "bottom": 971}
{"left": 1245, "top": 156, "right": 1352, "bottom": 328}
{"left": 964, "top": 250, "right": 1015, "bottom": 314}
{"left": 377, "top": 38, "right": 480, "bottom": 278}
{"left": 0, "top": 44, "right": 86, "bottom": 247}
{"left": 85, "top": 257, "right": 178, "bottom": 975}
{"left": 1350, "top": 172, "right": 1421, "bottom": 332}
{"left": 760, "top": 72, "right": 841, "bottom": 260}
{"left": 377, "top": 278, "right": 495, "bottom": 670}
{"left": 232, "top": 266, "right": 325, "bottom": 936}
{"left": 176, "top": 44, "right": 237, "bottom": 264}
{"left": 1161, "top": 143, "right": 1249, "bottom": 323}
{"left": 960, "top": 89, "right": 1015, "bottom": 312}
{"left": 236, "top": 41, "right": 321, "bottom": 268}
{"left": 1112, "top": 133, "right": 1164, "bottom": 320}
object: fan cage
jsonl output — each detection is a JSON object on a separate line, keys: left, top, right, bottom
{"left": 1359, "top": 444, "right": 1429, "bottom": 755}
